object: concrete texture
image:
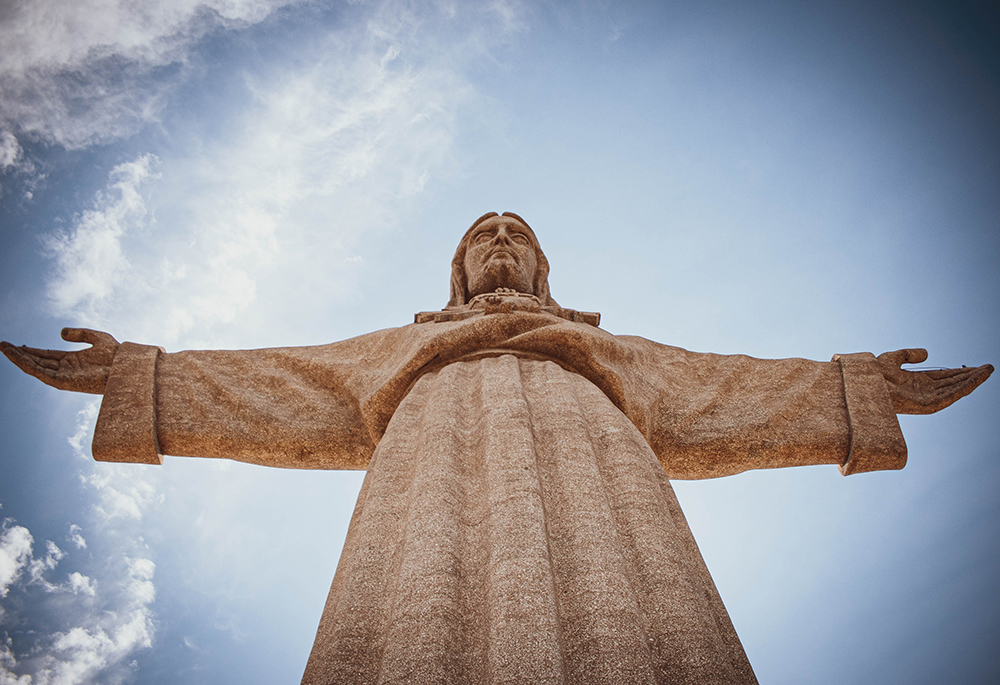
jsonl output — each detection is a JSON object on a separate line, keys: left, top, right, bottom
{"left": 1, "top": 211, "right": 992, "bottom": 683}
{"left": 302, "top": 355, "right": 756, "bottom": 683}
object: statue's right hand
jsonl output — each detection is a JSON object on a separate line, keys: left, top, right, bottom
{"left": 0, "top": 328, "right": 120, "bottom": 394}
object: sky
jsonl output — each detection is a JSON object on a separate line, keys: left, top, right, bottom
{"left": 0, "top": 0, "right": 997, "bottom": 682}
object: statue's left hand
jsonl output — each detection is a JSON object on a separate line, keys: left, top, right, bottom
{"left": 0, "top": 328, "right": 120, "bottom": 395}
{"left": 877, "top": 348, "right": 993, "bottom": 414}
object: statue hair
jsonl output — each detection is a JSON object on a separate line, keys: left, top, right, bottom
{"left": 447, "top": 212, "right": 559, "bottom": 308}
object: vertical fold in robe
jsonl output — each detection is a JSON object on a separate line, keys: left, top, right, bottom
{"left": 304, "top": 356, "right": 756, "bottom": 684}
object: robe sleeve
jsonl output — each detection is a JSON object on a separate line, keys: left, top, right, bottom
{"left": 89, "top": 315, "right": 909, "bottom": 477}
{"left": 91, "top": 335, "right": 396, "bottom": 470}
{"left": 611, "top": 337, "right": 907, "bottom": 479}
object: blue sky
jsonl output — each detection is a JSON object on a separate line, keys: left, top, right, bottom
{"left": 0, "top": 1, "right": 997, "bottom": 682}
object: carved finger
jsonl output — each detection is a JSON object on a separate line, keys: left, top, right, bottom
{"left": 883, "top": 348, "right": 929, "bottom": 366}
{"left": 878, "top": 349, "right": 930, "bottom": 383}
{"left": 0, "top": 345, "right": 62, "bottom": 372}
{"left": 937, "top": 365, "right": 993, "bottom": 389}
{"left": 954, "top": 363, "right": 992, "bottom": 390}
{"left": 923, "top": 367, "right": 972, "bottom": 381}
{"left": 62, "top": 327, "right": 89, "bottom": 344}
{"left": 930, "top": 363, "right": 993, "bottom": 379}
{"left": 936, "top": 368, "right": 987, "bottom": 390}
{"left": 903, "top": 348, "right": 929, "bottom": 365}
{"left": 934, "top": 370, "right": 990, "bottom": 403}
{"left": 62, "top": 327, "right": 117, "bottom": 348}
{"left": 1, "top": 343, "right": 28, "bottom": 370}
{"left": 896, "top": 364, "right": 993, "bottom": 414}
{"left": 912, "top": 368, "right": 981, "bottom": 391}
{"left": 5, "top": 344, "right": 68, "bottom": 361}
{"left": 1, "top": 345, "right": 63, "bottom": 385}
{"left": 3, "top": 345, "right": 47, "bottom": 369}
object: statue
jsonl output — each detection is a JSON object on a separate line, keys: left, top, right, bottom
{"left": 2, "top": 212, "right": 992, "bottom": 684}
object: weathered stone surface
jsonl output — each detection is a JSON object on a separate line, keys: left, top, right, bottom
{"left": 834, "top": 352, "right": 908, "bottom": 475}
{"left": 87, "top": 312, "right": 902, "bottom": 479}
{"left": 1, "top": 210, "right": 992, "bottom": 684}
{"left": 302, "top": 356, "right": 756, "bottom": 683}
{"left": 93, "top": 342, "right": 163, "bottom": 464}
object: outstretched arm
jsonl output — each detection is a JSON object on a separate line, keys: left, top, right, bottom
{"left": 606, "top": 335, "right": 992, "bottom": 479}
{"left": 875, "top": 348, "right": 993, "bottom": 414}
{"left": 2, "top": 328, "right": 383, "bottom": 469}
{"left": 1, "top": 328, "right": 119, "bottom": 394}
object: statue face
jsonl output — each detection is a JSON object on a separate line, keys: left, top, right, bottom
{"left": 464, "top": 215, "right": 538, "bottom": 298}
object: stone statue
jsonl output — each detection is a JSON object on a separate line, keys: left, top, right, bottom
{"left": 2, "top": 212, "right": 992, "bottom": 684}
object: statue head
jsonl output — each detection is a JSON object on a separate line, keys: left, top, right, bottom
{"left": 448, "top": 212, "right": 558, "bottom": 308}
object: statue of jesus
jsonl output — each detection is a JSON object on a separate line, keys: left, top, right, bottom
{"left": 2, "top": 212, "right": 992, "bottom": 684}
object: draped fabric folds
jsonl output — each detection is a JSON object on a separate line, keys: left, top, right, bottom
{"left": 87, "top": 311, "right": 908, "bottom": 682}
{"left": 303, "top": 356, "right": 756, "bottom": 684}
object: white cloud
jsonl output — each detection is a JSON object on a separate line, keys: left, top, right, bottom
{"left": 66, "top": 572, "right": 97, "bottom": 597}
{"left": 0, "top": 0, "right": 287, "bottom": 76}
{"left": 0, "top": 513, "right": 156, "bottom": 685}
{"left": 67, "top": 525, "right": 87, "bottom": 551}
{"left": 28, "top": 555, "right": 155, "bottom": 683}
{"left": 82, "top": 470, "right": 161, "bottom": 524}
{"left": 0, "top": 0, "right": 301, "bottom": 149}
{"left": 45, "top": 154, "right": 159, "bottom": 324}
{"left": 66, "top": 401, "right": 100, "bottom": 461}
{"left": 14, "top": 5, "right": 529, "bottom": 681}
{"left": 0, "top": 523, "right": 33, "bottom": 599}
{"left": 38, "top": 1, "right": 524, "bottom": 348}
{"left": 0, "top": 132, "right": 22, "bottom": 171}
{"left": 27, "top": 541, "right": 66, "bottom": 592}
{"left": 1, "top": 421, "right": 157, "bottom": 683}
{"left": 0, "top": 639, "right": 31, "bottom": 685}
{"left": 0, "top": 129, "right": 38, "bottom": 199}
{"left": 65, "top": 402, "right": 163, "bottom": 526}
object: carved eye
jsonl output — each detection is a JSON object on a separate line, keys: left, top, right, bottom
{"left": 473, "top": 229, "right": 494, "bottom": 244}
{"left": 511, "top": 233, "right": 529, "bottom": 245}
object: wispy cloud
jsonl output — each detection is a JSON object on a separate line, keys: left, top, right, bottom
{"left": 0, "top": 130, "right": 37, "bottom": 199}
{"left": 0, "top": 407, "right": 162, "bottom": 683}
{"left": 66, "top": 402, "right": 163, "bottom": 524}
{"left": 45, "top": 155, "right": 159, "bottom": 324}
{"left": 66, "top": 572, "right": 98, "bottom": 597}
{"left": 26, "top": 540, "right": 67, "bottom": 592}
{"left": 67, "top": 525, "right": 87, "bottom": 551}
{"left": 0, "top": 513, "right": 156, "bottom": 685}
{"left": 66, "top": 402, "right": 100, "bottom": 460}
{"left": 41, "top": 1, "right": 525, "bottom": 346}
{"left": 0, "top": 522, "right": 33, "bottom": 599}
{"left": 0, "top": 0, "right": 300, "bottom": 150}
{"left": 82, "top": 470, "right": 161, "bottom": 524}
{"left": 14, "top": 4, "right": 531, "bottom": 682}
{"left": 0, "top": 132, "right": 24, "bottom": 172}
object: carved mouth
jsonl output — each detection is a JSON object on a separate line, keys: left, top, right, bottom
{"left": 487, "top": 248, "right": 516, "bottom": 261}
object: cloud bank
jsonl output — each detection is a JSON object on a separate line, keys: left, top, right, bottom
{"left": 0, "top": 0, "right": 300, "bottom": 150}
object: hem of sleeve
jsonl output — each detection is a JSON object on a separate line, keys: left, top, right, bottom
{"left": 92, "top": 342, "right": 164, "bottom": 464}
{"left": 833, "top": 352, "right": 907, "bottom": 475}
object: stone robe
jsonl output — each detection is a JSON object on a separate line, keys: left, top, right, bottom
{"left": 89, "top": 311, "right": 907, "bottom": 684}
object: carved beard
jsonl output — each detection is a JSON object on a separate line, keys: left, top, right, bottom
{"left": 467, "top": 258, "right": 534, "bottom": 298}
